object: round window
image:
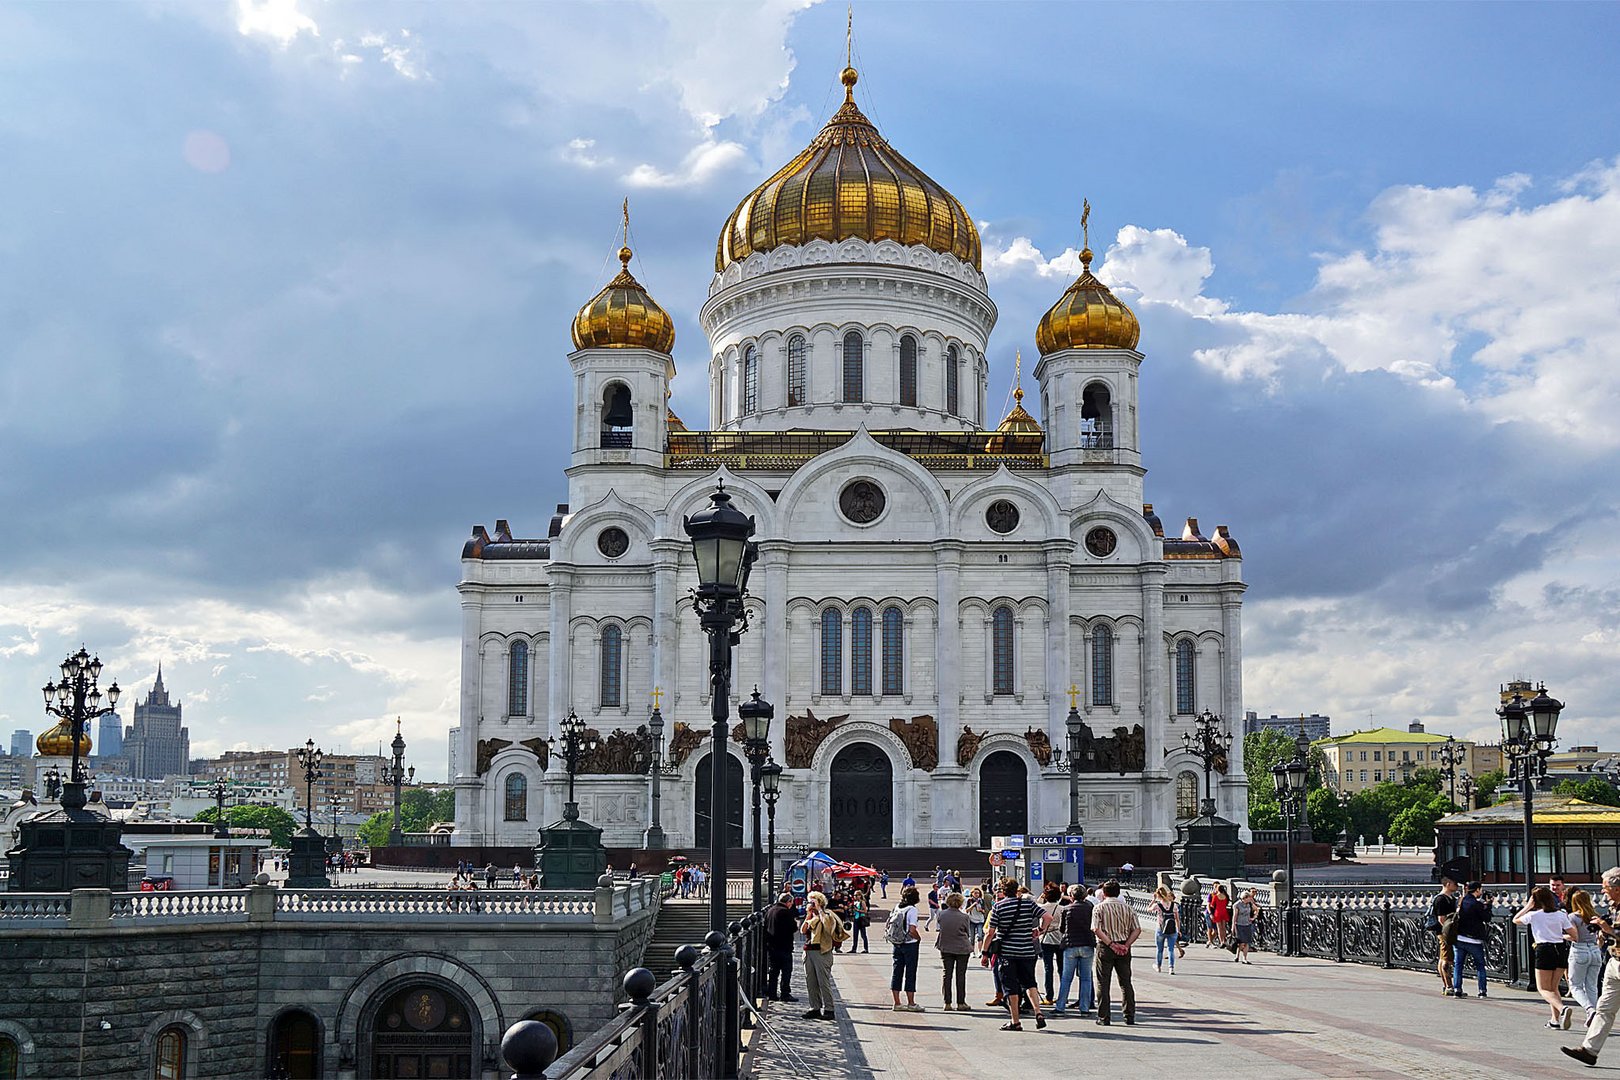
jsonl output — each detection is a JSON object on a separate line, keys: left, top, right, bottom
{"left": 838, "top": 480, "right": 886, "bottom": 524}
{"left": 597, "top": 527, "right": 630, "bottom": 558}
{"left": 1085, "top": 527, "right": 1117, "bottom": 558}
{"left": 985, "top": 500, "right": 1020, "bottom": 534}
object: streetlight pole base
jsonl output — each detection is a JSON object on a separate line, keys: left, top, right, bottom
{"left": 643, "top": 824, "right": 667, "bottom": 850}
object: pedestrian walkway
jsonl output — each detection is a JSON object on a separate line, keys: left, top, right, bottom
{"left": 749, "top": 937, "right": 1591, "bottom": 1078}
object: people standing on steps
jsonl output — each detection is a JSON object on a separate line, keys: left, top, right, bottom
{"left": 935, "top": 891, "right": 974, "bottom": 1012}
{"left": 887, "top": 885, "right": 925, "bottom": 1012}
{"left": 982, "top": 877, "right": 1049, "bottom": 1032}
{"left": 1091, "top": 879, "right": 1139, "bottom": 1026}
{"left": 1150, "top": 885, "right": 1180, "bottom": 973}
{"left": 1515, "top": 884, "right": 1575, "bottom": 1029}
{"left": 1052, "top": 883, "right": 1095, "bottom": 1016}
{"left": 1563, "top": 868, "right": 1620, "bottom": 1067}
{"left": 799, "top": 891, "right": 844, "bottom": 1020}
{"left": 1426, "top": 876, "right": 1460, "bottom": 996}
{"left": 1450, "top": 880, "right": 1492, "bottom": 997}
{"left": 763, "top": 891, "right": 799, "bottom": 1003}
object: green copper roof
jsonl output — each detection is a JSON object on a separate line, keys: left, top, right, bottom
{"left": 1314, "top": 726, "right": 1454, "bottom": 746}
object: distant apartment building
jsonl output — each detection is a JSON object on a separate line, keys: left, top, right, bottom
{"left": 1317, "top": 719, "right": 1502, "bottom": 795}
{"left": 0, "top": 753, "right": 36, "bottom": 791}
{"left": 1244, "top": 711, "right": 1331, "bottom": 742}
{"left": 123, "top": 666, "right": 191, "bottom": 779}
{"left": 196, "top": 748, "right": 395, "bottom": 815}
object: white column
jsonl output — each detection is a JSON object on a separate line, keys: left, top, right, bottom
{"left": 1141, "top": 568, "right": 1167, "bottom": 773}
{"left": 933, "top": 543, "right": 964, "bottom": 753}
{"left": 1220, "top": 583, "right": 1247, "bottom": 825}
{"left": 1045, "top": 549, "right": 1071, "bottom": 749}
{"left": 455, "top": 589, "right": 484, "bottom": 842}
{"left": 761, "top": 543, "right": 789, "bottom": 766}
{"left": 651, "top": 543, "right": 680, "bottom": 709}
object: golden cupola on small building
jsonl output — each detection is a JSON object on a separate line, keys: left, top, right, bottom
{"left": 985, "top": 353, "right": 1044, "bottom": 454}
{"left": 571, "top": 244, "right": 676, "bottom": 354}
{"left": 715, "top": 65, "right": 981, "bottom": 271}
{"left": 1035, "top": 246, "right": 1140, "bottom": 354}
{"left": 36, "top": 718, "right": 91, "bottom": 759}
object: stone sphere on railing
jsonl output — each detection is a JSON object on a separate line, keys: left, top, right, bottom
{"left": 704, "top": 929, "right": 728, "bottom": 952}
{"left": 254, "top": 873, "right": 271, "bottom": 886}
{"left": 501, "top": 1019, "right": 558, "bottom": 1078}
{"left": 728, "top": 919, "right": 742, "bottom": 935}
{"left": 598, "top": 873, "right": 616, "bottom": 888}
{"left": 623, "top": 966, "right": 657, "bottom": 1003}
{"left": 674, "top": 944, "right": 701, "bottom": 971}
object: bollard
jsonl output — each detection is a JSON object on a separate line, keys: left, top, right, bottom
{"left": 624, "top": 967, "right": 657, "bottom": 1075}
{"left": 675, "top": 944, "right": 701, "bottom": 1076}
{"left": 500, "top": 1020, "right": 557, "bottom": 1080}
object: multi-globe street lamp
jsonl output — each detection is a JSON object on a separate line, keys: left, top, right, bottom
{"left": 740, "top": 689, "right": 775, "bottom": 911}
{"left": 40, "top": 647, "right": 120, "bottom": 811}
{"left": 641, "top": 693, "right": 669, "bottom": 850}
{"left": 1499, "top": 684, "right": 1564, "bottom": 897}
{"left": 1436, "top": 738, "right": 1465, "bottom": 807}
{"left": 210, "top": 776, "right": 232, "bottom": 839}
{"left": 1270, "top": 731, "right": 1310, "bottom": 956}
{"left": 761, "top": 759, "right": 784, "bottom": 896}
{"left": 386, "top": 718, "right": 414, "bottom": 846}
{"left": 1459, "top": 772, "right": 1476, "bottom": 811}
{"left": 1063, "top": 689, "right": 1094, "bottom": 834}
{"left": 555, "top": 709, "right": 598, "bottom": 821}
{"left": 295, "top": 739, "right": 324, "bottom": 832}
{"left": 1180, "top": 709, "right": 1234, "bottom": 818}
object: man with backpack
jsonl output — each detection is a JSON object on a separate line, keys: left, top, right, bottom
{"left": 886, "top": 886, "right": 926, "bottom": 1012}
{"left": 1427, "top": 875, "right": 1460, "bottom": 995}
{"left": 799, "top": 891, "right": 847, "bottom": 1020}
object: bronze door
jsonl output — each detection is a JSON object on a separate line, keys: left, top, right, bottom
{"left": 368, "top": 985, "right": 475, "bottom": 1079}
{"left": 830, "top": 743, "right": 893, "bottom": 847}
{"left": 978, "top": 751, "right": 1028, "bottom": 848}
{"left": 695, "top": 753, "right": 745, "bottom": 849}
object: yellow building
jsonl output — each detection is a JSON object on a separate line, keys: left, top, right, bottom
{"left": 1316, "top": 723, "right": 1498, "bottom": 796}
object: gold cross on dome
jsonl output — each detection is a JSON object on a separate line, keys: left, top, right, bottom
{"left": 651, "top": 686, "right": 664, "bottom": 710}
{"left": 1067, "top": 684, "right": 1080, "bottom": 709}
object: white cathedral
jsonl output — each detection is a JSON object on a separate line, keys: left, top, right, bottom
{"left": 452, "top": 64, "right": 1248, "bottom": 862}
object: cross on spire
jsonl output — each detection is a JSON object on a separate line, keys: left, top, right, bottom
{"left": 1067, "top": 684, "right": 1080, "bottom": 710}
{"left": 651, "top": 686, "right": 664, "bottom": 710}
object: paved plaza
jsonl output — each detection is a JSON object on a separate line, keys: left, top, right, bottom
{"left": 749, "top": 935, "right": 1600, "bottom": 1078}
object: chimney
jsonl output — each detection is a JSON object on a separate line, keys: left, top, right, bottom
{"left": 1408, "top": 719, "right": 1425, "bottom": 734}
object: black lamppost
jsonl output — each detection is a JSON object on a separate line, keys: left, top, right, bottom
{"left": 556, "top": 709, "right": 597, "bottom": 821}
{"left": 386, "top": 718, "right": 413, "bottom": 846}
{"left": 1499, "top": 684, "right": 1564, "bottom": 897}
{"left": 1436, "top": 737, "right": 1464, "bottom": 806}
{"left": 1064, "top": 690, "right": 1093, "bottom": 834}
{"left": 1459, "top": 772, "right": 1476, "bottom": 811}
{"left": 41, "top": 766, "right": 62, "bottom": 802}
{"left": 761, "top": 759, "right": 783, "bottom": 896}
{"left": 741, "top": 689, "right": 775, "bottom": 911}
{"left": 211, "top": 776, "right": 232, "bottom": 838}
{"left": 295, "top": 739, "right": 324, "bottom": 832}
{"left": 683, "top": 480, "right": 760, "bottom": 938}
{"left": 1271, "top": 732, "right": 1309, "bottom": 955}
{"left": 643, "top": 694, "right": 668, "bottom": 850}
{"left": 1180, "top": 709, "right": 1234, "bottom": 818}
{"left": 40, "top": 647, "right": 120, "bottom": 811}
{"left": 1335, "top": 789, "right": 1354, "bottom": 860}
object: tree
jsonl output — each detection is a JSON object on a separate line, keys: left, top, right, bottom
{"left": 1474, "top": 769, "right": 1507, "bottom": 805}
{"left": 1404, "top": 767, "right": 1443, "bottom": 794}
{"left": 1243, "top": 729, "right": 1331, "bottom": 828}
{"left": 356, "top": 788, "right": 456, "bottom": 848}
{"left": 1555, "top": 777, "right": 1620, "bottom": 807}
{"left": 195, "top": 804, "right": 300, "bottom": 848}
{"left": 1306, "top": 786, "right": 1346, "bottom": 844}
{"left": 1387, "top": 794, "right": 1454, "bottom": 847}
{"left": 357, "top": 811, "right": 394, "bottom": 848}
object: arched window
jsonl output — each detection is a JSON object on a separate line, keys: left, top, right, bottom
{"left": 1091, "top": 625, "right": 1114, "bottom": 706}
{"left": 946, "top": 344, "right": 960, "bottom": 416}
{"left": 742, "top": 345, "right": 759, "bottom": 414}
{"left": 1176, "top": 771, "right": 1199, "bottom": 820}
{"left": 991, "top": 605, "right": 1015, "bottom": 696}
{"left": 842, "top": 330, "right": 863, "bottom": 403}
{"left": 1175, "top": 638, "right": 1196, "bottom": 714}
{"left": 786, "top": 334, "right": 807, "bottom": 407}
{"left": 504, "top": 774, "right": 528, "bottom": 821}
{"left": 599, "top": 625, "right": 622, "bottom": 708}
{"left": 820, "top": 608, "right": 842, "bottom": 695}
{"left": 899, "top": 335, "right": 918, "bottom": 407}
{"left": 881, "top": 606, "right": 904, "bottom": 696}
{"left": 508, "top": 640, "right": 529, "bottom": 717}
{"left": 599, "top": 383, "right": 633, "bottom": 448}
{"left": 154, "top": 1027, "right": 187, "bottom": 1080}
{"left": 0, "top": 1036, "right": 17, "bottom": 1080}
{"left": 1081, "top": 382, "right": 1114, "bottom": 448}
{"left": 850, "top": 606, "right": 873, "bottom": 696}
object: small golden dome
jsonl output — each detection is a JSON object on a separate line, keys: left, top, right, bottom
{"left": 36, "top": 718, "right": 90, "bottom": 758}
{"left": 716, "top": 66, "right": 980, "bottom": 272}
{"left": 571, "top": 245, "right": 676, "bottom": 353}
{"left": 1035, "top": 247, "right": 1140, "bottom": 354}
{"left": 985, "top": 355, "right": 1044, "bottom": 452}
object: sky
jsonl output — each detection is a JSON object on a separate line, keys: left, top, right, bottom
{"left": 2, "top": 1, "right": 1619, "bottom": 781}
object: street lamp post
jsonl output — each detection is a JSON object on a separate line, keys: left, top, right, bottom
{"left": 295, "top": 740, "right": 324, "bottom": 832}
{"left": 1180, "top": 710, "right": 1234, "bottom": 818}
{"left": 1499, "top": 684, "right": 1564, "bottom": 898}
{"left": 741, "top": 689, "right": 775, "bottom": 911}
{"left": 643, "top": 694, "right": 668, "bottom": 850}
{"left": 1436, "top": 738, "right": 1464, "bottom": 807}
{"left": 386, "top": 719, "right": 412, "bottom": 846}
{"left": 1064, "top": 688, "right": 1092, "bottom": 834}
{"left": 556, "top": 710, "right": 597, "bottom": 821}
{"left": 761, "top": 760, "right": 783, "bottom": 896}
{"left": 211, "top": 776, "right": 232, "bottom": 839}
{"left": 1271, "top": 731, "right": 1310, "bottom": 955}
{"left": 1459, "top": 772, "right": 1476, "bottom": 811}
{"left": 40, "top": 647, "right": 121, "bottom": 811}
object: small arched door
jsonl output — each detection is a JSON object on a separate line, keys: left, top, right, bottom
{"left": 694, "top": 754, "right": 745, "bottom": 849}
{"left": 368, "top": 982, "right": 478, "bottom": 1080}
{"left": 978, "top": 751, "right": 1028, "bottom": 847}
{"left": 268, "top": 1009, "right": 320, "bottom": 1078}
{"left": 830, "top": 743, "right": 893, "bottom": 847}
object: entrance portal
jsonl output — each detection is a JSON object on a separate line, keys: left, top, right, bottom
{"left": 694, "top": 754, "right": 745, "bottom": 849}
{"left": 367, "top": 982, "right": 478, "bottom": 1079}
{"left": 978, "top": 751, "right": 1028, "bottom": 848}
{"left": 830, "top": 743, "right": 893, "bottom": 847}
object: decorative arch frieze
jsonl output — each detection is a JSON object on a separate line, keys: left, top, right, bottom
{"left": 808, "top": 720, "right": 914, "bottom": 776}
{"left": 336, "top": 955, "right": 502, "bottom": 1065}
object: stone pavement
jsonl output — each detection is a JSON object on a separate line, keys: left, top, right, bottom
{"left": 748, "top": 937, "right": 1602, "bottom": 1078}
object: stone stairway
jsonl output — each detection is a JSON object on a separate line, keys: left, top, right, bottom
{"left": 641, "top": 898, "right": 753, "bottom": 980}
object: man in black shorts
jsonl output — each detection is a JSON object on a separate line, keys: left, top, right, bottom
{"left": 981, "top": 878, "right": 1050, "bottom": 1031}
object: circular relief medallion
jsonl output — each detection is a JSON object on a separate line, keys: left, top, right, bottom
{"left": 404, "top": 990, "right": 446, "bottom": 1031}
{"left": 1085, "top": 526, "right": 1118, "bottom": 558}
{"left": 838, "top": 480, "right": 886, "bottom": 524}
{"left": 597, "top": 526, "right": 630, "bottom": 558}
{"left": 985, "top": 499, "right": 1020, "bottom": 534}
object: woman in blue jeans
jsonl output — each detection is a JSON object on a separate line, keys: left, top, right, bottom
{"left": 1151, "top": 885, "right": 1180, "bottom": 972}
{"left": 890, "top": 886, "right": 925, "bottom": 1012}
{"left": 1451, "top": 880, "right": 1494, "bottom": 997}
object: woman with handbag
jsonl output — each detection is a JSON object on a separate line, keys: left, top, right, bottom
{"left": 851, "top": 889, "right": 871, "bottom": 953}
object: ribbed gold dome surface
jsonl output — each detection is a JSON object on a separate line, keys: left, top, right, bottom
{"left": 716, "top": 67, "right": 980, "bottom": 272}
{"left": 36, "top": 718, "right": 90, "bottom": 758}
{"left": 571, "top": 246, "right": 676, "bottom": 353}
{"left": 1035, "top": 248, "right": 1140, "bottom": 354}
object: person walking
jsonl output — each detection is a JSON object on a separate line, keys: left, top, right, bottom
{"left": 1563, "top": 868, "right": 1620, "bottom": 1067}
{"left": 1151, "top": 885, "right": 1180, "bottom": 973}
{"left": 924, "top": 883, "right": 941, "bottom": 931}
{"left": 1092, "top": 879, "right": 1140, "bottom": 1026}
{"left": 1232, "top": 888, "right": 1258, "bottom": 964}
{"left": 1568, "top": 888, "right": 1603, "bottom": 1029}
{"left": 851, "top": 889, "right": 871, "bottom": 953}
{"left": 967, "top": 885, "right": 988, "bottom": 951}
{"left": 935, "top": 891, "right": 973, "bottom": 1012}
{"left": 1037, "top": 881, "right": 1065, "bottom": 1005}
{"left": 484, "top": 862, "right": 497, "bottom": 889}
{"left": 886, "top": 886, "right": 925, "bottom": 1012}
{"left": 764, "top": 891, "right": 799, "bottom": 1002}
{"left": 799, "top": 891, "right": 845, "bottom": 1020}
{"left": 879, "top": 869, "right": 889, "bottom": 899}
{"left": 1426, "top": 876, "right": 1460, "bottom": 996}
{"left": 1450, "top": 880, "right": 1493, "bottom": 998}
{"left": 1052, "top": 883, "right": 1095, "bottom": 1017}
{"left": 1516, "top": 884, "right": 1575, "bottom": 1028}
{"left": 981, "top": 877, "right": 1049, "bottom": 1031}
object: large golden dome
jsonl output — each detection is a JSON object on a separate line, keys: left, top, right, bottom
{"left": 36, "top": 718, "right": 90, "bottom": 758}
{"left": 716, "top": 66, "right": 980, "bottom": 272}
{"left": 571, "top": 245, "right": 676, "bottom": 353}
{"left": 1035, "top": 247, "right": 1140, "bottom": 354}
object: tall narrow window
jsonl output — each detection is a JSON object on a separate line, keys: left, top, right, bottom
{"left": 1175, "top": 772, "right": 1199, "bottom": 819}
{"left": 508, "top": 640, "right": 529, "bottom": 717}
{"left": 842, "top": 331, "right": 863, "bottom": 403}
{"left": 0, "top": 1036, "right": 17, "bottom": 1080}
{"left": 154, "top": 1027, "right": 187, "bottom": 1080}
{"left": 991, "top": 605, "right": 1015, "bottom": 695}
{"left": 599, "top": 625, "right": 622, "bottom": 708}
{"left": 946, "top": 344, "right": 960, "bottom": 416}
{"left": 1091, "top": 625, "right": 1114, "bottom": 705}
{"left": 504, "top": 774, "right": 528, "bottom": 820}
{"left": 786, "top": 334, "right": 806, "bottom": 407}
{"left": 742, "top": 345, "right": 759, "bottom": 414}
{"left": 820, "top": 608, "right": 843, "bottom": 695}
{"left": 899, "top": 335, "right": 918, "bottom": 406}
{"left": 881, "top": 606, "right": 904, "bottom": 696}
{"left": 1175, "top": 638, "right": 1196, "bottom": 714}
{"left": 850, "top": 606, "right": 873, "bottom": 696}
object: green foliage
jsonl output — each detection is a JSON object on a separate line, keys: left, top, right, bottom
{"left": 357, "top": 788, "right": 456, "bottom": 848}
{"left": 1555, "top": 777, "right": 1620, "bottom": 807}
{"left": 357, "top": 811, "right": 393, "bottom": 848}
{"left": 1342, "top": 782, "right": 1459, "bottom": 845}
{"left": 1306, "top": 786, "right": 1346, "bottom": 844}
{"left": 1387, "top": 794, "right": 1456, "bottom": 846}
{"left": 195, "top": 804, "right": 299, "bottom": 847}
{"left": 1405, "top": 767, "right": 1442, "bottom": 793}
{"left": 1243, "top": 730, "right": 1331, "bottom": 832}
{"left": 1474, "top": 769, "right": 1506, "bottom": 805}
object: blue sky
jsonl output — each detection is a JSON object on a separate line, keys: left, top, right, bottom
{"left": 2, "top": 1, "right": 1618, "bottom": 780}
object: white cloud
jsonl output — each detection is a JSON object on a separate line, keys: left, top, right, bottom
{"left": 235, "top": 0, "right": 318, "bottom": 45}
{"left": 625, "top": 138, "right": 750, "bottom": 189}
{"left": 561, "top": 137, "right": 609, "bottom": 169}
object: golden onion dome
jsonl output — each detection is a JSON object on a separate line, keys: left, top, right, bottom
{"left": 36, "top": 718, "right": 90, "bottom": 758}
{"left": 1035, "top": 247, "right": 1140, "bottom": 354}
{"left": 716, "top": 66, "right": 981, "bottom": 272}
{"left": 985, "top": 356, "right": 1044, "bottom": 453}
{"left": 571, "top": 245, "right": 676, "bottom": 353}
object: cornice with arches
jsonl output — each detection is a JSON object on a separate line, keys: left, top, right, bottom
{"left": 788, "top": 596, "right": 938, "bottom": 621}
{"left": 949, "top": 467, "right": 1067, "bottom": 538}
{"left": 959, "top": 595, "right": 1050, "bottom": 621}
{"left": 552, "top": 490, "right": 658, "bottom": 564}
{"left": 708, "top": 237, "right": 989, "bottom": 296}
{"left": 714, "top": 322, "right": 982, "bottom": 368}
{"left": 807, "top": 719, "right": 916, "bottom": 775}
{"left": 659, "top": 466, "right": 781, "bottom": 541}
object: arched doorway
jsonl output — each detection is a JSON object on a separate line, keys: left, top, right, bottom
{"left": 978, "top": 751, "right": 1028, "bottom": 847}
{"left": 268, "top": 1008, "right": 321, "bottom": 1078}
{"left": 694, "top": 754, "right": 744, "bottom": 849}
{"left": 830, "top": 743, "right": 892, "bottom": 847}
{"left": 367, "top": 982, "right": 479, "bottom": 1080}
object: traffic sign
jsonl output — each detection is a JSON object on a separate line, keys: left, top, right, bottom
{"left": 989, "top": 853, "right": 1004, "bottom": 867}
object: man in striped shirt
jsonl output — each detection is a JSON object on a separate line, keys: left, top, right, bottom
{"left": 981, "top": 877, "right": 1050, "bottom": 1031}
{"left": 1091, "top": 879, "right": 1140, "bottom": 1025}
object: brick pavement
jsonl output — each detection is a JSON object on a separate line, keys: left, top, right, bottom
{"left": 748, "top": 935, "right": 1600, "bottom": 1078}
